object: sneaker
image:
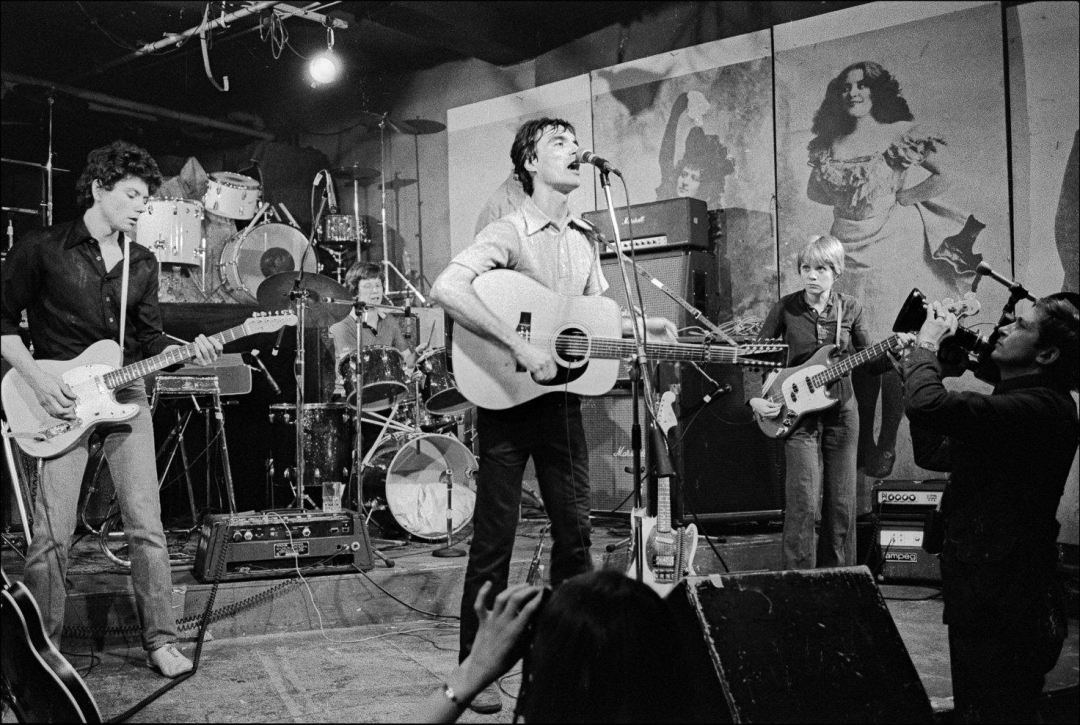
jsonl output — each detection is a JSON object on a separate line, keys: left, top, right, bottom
{"left": 467, "top": 682, "right": 503, "bottom": 714}
{"left": 147, "top": 644, "right": 193, "bottom": 678}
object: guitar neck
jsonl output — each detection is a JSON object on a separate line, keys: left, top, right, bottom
{"left": 101, "top": 327, "right": 241, "bottom": 390}
{"left": 656, "top": 475, "right": 672, "bottom": 535}
{"left": 812, "top": 335, "right": 900, "bottom": 386}
{"left": 565, "top": 337, "right": 741, "bottom": 365}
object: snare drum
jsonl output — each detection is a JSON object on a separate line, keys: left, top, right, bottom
{"left": 417, "top": 347, "right": 474, "bottom": 415}
{"left": 219, "top": 222, "right": 315, "bottom": 303}
{"left": 323, "top": 214, "right": 358, "bottom": 245}
{"left": 339, "top": 346, "right": 409, "bottom": 410}
{"left": 203, "top": 171, "right": 262, "bottom": 220}
{"left": 133, "top": 198, "right": 204, "bottom": 265}
{"left": 361, "top": 433, "right": 477, "bottom": 540}
{"left": 268, "top": 403, "right": 352, "bottom": 490}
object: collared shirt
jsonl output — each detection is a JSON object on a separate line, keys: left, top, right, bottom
{"left": 1, "top": 217, "right": 171, "bottom": 365}
{"left": 451, "top": 194, "right": 608, "bottom": 297}
{"left": 758, "top": 289, "right": 887, "bottom": 401}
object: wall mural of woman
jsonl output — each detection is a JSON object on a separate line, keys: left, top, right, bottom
{"left": 775, "top": 2, "right": 1012, "bottom": 482}
{"left": 656, "top": 91, "right": 736, "bottom": 209}
{"left": 806, "top": 60, "right": 986, "bottom": 477}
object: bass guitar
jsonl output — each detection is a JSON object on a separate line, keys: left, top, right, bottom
{"left": 451, "top": 270, "right": 784, "bottom": 410}
{"left": 757, "top": 297, "right": 980, "bottom": 439}
{"left": 1, "top": 567, "right": 102, "bottom": 723}
{"left": 1, "top": 313, "right": 296, "bottom": 458}
{"left": 627, "top": 391, "right": 697, "bottom": 596}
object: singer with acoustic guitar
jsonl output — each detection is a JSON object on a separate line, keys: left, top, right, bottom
{"left": 0, "top": 141, "right": 222, "bottom": 678}
{"left": 430, "top": 118, "right": 676, "bottom": 714}
{"left": 749, "top": 234, "right": 900, "bottom": 571}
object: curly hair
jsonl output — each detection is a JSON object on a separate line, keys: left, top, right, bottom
{"left": 75, "top": 140, "right": 163, "bottom": 209}
{"left": 511, "top": 117, "right": 576, "bottom": 197}
{"left": 1034, "top": 292, "right": 1080, "bottom": 391}
{"left": 810, "top": 61, "right": 914, "bottom": 143}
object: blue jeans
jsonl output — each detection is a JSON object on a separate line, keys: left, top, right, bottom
{"left": 458, "top": 393, "right": 593, "bottom": 662}
{"left": 781, "top": 392, "right": 859, "bottom": 569}
{"left": 24, "top": 383, "right": 179, "bottom": 652}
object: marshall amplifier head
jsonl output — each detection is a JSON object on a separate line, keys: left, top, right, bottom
{"left": 582, "top": 197, "right": 710, "bottom": 256}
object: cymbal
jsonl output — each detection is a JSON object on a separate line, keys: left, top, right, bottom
{"left": 365, "top": 177, "right": 418, "bottom": 191}
{"left": 356, "top": 110, "right": 416, "bottom": 135}
{"left": 256, "top": 272, "right": 352, "bottom": 327}
{"left": 404, "top": 118, "right": 446, "bottom": 135}
{"left": 330, "top": 164, "right": 380, "bottom": 181}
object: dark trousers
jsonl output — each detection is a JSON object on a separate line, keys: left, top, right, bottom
{"left": 458, "top": 393, "right": 593, "bottom": 662}
{"left": 948, "top": 625, "right": 1048, "bottom": 723}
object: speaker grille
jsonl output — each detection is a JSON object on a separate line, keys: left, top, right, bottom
{"left": 600, "top": 250, "right": 717, "bottom": 329}
{"left": 581, "top": 392, "right": 637, "bottom": 514}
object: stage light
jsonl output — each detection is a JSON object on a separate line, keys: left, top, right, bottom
{"left": 307, "top": 28, "right": 340, "bottom": 87}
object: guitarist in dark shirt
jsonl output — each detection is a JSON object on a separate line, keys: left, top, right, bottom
{"left": 749, "top": 235, "right": 896, "bottom": 570}
{"left": 904, "top": 293, "right": 1079, "bottom": 723}
{"left": 0, "top": 141, "right": 221, "bottom": 678}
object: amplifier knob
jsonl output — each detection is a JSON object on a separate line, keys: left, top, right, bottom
{"left": 244, "top": 530, "right": 253, "bottom": 541}
{"left": 233, "top": 532, "right": 243, "bottom": 542}
{"left": 302, "top": 527, "right": 311, "bottom": 537}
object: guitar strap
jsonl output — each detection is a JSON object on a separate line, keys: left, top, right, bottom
{"left": 835, "top": 295, "right": 843, "bottom": 349}
{"left": 118, "top": 232, "right": 131, "bottom": 366}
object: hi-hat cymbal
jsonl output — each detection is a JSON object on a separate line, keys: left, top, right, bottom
{"left": 330, "top": 164, "right": 380, "bottom": 181}
{"left": 256, "top": 272, "right": 351, "bottom": 327}
{"left": 356, "top": 110, "right": 416, "bottom": 135}
{"left": 404, "top": 118, "right": 446, "bottom": 135}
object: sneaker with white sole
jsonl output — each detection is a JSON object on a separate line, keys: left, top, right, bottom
{"left": 147, "top": 644, "right": 193, "bottom": 678}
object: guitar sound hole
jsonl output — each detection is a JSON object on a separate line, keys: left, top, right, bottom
{"left": 555, "top": 328, "right": 588, "bottom": 363}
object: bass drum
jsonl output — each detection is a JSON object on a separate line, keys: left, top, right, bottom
{"left": 219, "top": 223, "right": 316, "bottom": 303}
{"left": 361, "top": 433, "right": 477, "bottom": 541}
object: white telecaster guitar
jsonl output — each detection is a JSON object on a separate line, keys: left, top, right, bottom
{"left": 451, "top": 270, "right": 785, "bottom": 410}
{"left": 1, "top": 313, "right": 296, "bottom": 458}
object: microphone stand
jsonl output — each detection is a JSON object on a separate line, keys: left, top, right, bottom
{"left": 289, "top": 185, "right": 329, "bottom": 510}
{"left": 599, "top": 168, "right": 654, "bottom": 583}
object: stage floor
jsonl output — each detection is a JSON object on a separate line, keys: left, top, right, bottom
{"left": 1, "top": 516, "right": 1077, "bottom": 722}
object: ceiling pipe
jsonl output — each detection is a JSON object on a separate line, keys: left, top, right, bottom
{"left": 2, "top": 70, "right": 275, "bottom": 140}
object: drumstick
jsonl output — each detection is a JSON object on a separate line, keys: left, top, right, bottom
{"left": 233, "top": 203, "right": 271, "bottom": 244}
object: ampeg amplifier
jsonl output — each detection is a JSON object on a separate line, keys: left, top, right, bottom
{"left": 877, "top": 522, "right": 942, "bottom": 584}
{"left": 582, "top": 197, "right": 709, "bottom": 256}
{"left": 193, "top": 509, "right": 373, "bottom": 582}
{"left": 872, "top": 480, "right": 947, "bottom": 520}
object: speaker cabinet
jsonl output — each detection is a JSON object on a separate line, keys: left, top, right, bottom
{"left": 669, "top": 568, "right": 934, "bottom": 723}
{"left": 673, "top": 364, "right": 785, "bottom": 523}
{"left": 600, "top": 249, "right": 718, "bottom": 329}
{"left": 581, "top": 391, "right": 637, "bottom": 514}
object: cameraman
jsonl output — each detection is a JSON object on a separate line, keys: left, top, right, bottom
{"left": 903, "top": 293, "right": 1080, "bottom": 723}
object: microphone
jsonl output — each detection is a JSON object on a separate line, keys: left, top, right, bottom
{"left": 576, "top": 149, "right": 622, "bottom": 176}
{"left": 325, "top": 170, "right": 338, "bottom": 214}
{"left": 973, "top": 262, "right": 1036, "bottom": 301}
{"left": 246, "top": 349, "right": 281, "bottom": 395}
{"left": 312, "top": 169, "right": 324, "bottom": 187}
{"left": 702, "top": 383, "right": 732, "bottom": 404}
{"left": 271, "top": 326, "right": 288, "bottom": 357}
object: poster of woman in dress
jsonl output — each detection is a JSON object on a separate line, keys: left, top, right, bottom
{"left": 774, "top": 1, "right": 1012, "bottom": 481}
{"left": 590, "top": 30, "right": 777, "bottom": 321}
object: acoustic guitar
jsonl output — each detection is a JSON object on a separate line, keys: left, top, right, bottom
{"left": 1, "top": 568, "right": 102, "bottom": 723}
{"left": 451, "top": 270, "right": 785, "bottom": 410}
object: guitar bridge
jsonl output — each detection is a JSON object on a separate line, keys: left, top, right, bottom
{"left": 36, "top": 418, "right": 83, "bottom": 441}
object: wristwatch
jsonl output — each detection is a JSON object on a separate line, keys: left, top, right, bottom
{"left": 917, "top": 341, "right": 939, "bottom": 352}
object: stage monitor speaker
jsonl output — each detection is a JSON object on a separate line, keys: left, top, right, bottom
{"left": 669, "top": 568, "right": 934, "bottom": 723}
{"left": 600, "top": 249, "right": 718, "bottom": 330}
{"left": 581, "top": 391, "right": 637, "bottom": 514}
{"left": 674, "top": 364, "right": 785, "bottom": 523}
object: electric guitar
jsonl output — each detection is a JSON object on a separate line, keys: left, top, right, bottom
{"left": 451, "top": 270, "right": 785, "bottom": 409}
{"left": 1, "top": 568, "right": 102, "bottom": 723}
{"left": 756, "top": 297, "right": 981, "bottom": 439}
{"left": 1, "top": 313, "right": 296, "bottom": 458}
{"left": 627, "top": 391, "right": 697, "bottom": 596}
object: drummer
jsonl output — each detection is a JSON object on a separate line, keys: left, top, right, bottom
{"left": 328, "top": 261, "right": 417, "bottom": 401}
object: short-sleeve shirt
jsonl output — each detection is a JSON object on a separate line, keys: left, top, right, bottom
{"left": 451, "top": 195, "right": 608, "bottom": 297}
{"left": 328, "top": 310, "right": 410, "bottom": 395}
